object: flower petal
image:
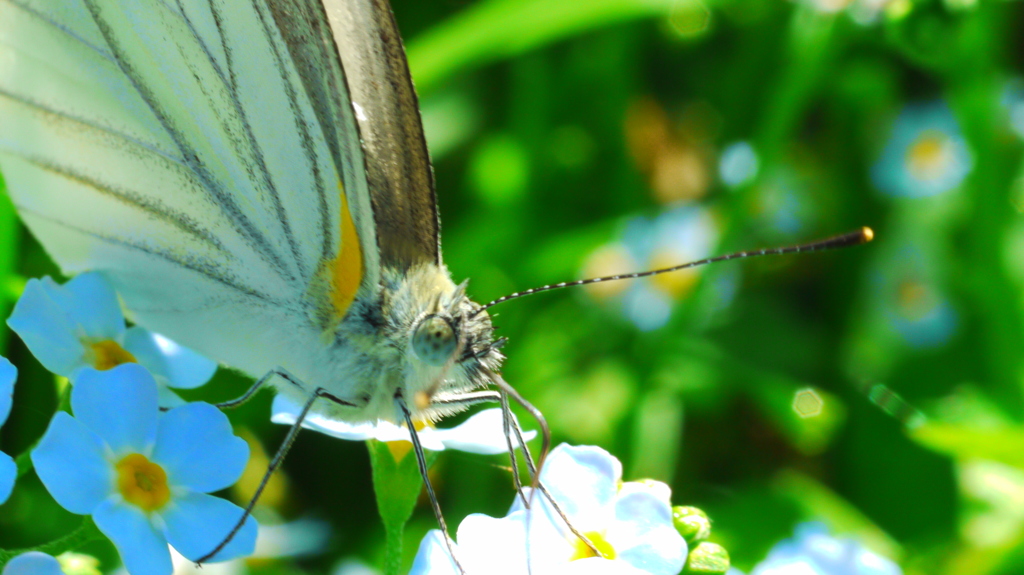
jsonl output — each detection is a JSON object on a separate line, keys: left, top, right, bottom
{"left": 31, "top": 412, "right": 112, "bottom": 514}
{"left": 152, "top": 402, "right": 248, "bottom": 493}
{"left": 0, "top": 451, "right": 15, "bottom": 505}
{"left": 271, "top": 395, "right": 375, "bottom": 441}
{"left": 72, "top": 365, "right": 158, "bottom": 455}
{"left": 562, "top": 558, "right": 650, "bottom": 575}
{"left": 123, "top": 328, "right": 217, "bottom": 390}
{"left": 608, "top": 491, "right": 687, "bottom": 575}
{"left": 456, "top": 513, "right": 536, "bottom": 573}
{"left": 94, "top": 499, "right": 172, "bottom": 575}
{"left": 430, "top": 409, "right": 537, "bottom": 455}
{"left": 56, "top": 273, "right": 126, "bottom": 339}
{"left": 161, "top": 492, "right": 257, "bottom": 563}
{"left": 7, "top": 277, "right": 90, "bottom": 377}
{"left": 618, "top": 480, "right": 672, "bottom": 507}
{"left": 520, "top": 444, "right": 620, "bottom": 523}
{"left": 409, "top": 530, "right": 460, "bottom": 575}
{"left": 271, "top": 395, "right": 446, "bottom": 450}
{"left": 2, "top": 552, "right": 65, "bottom": 575}
{"left": 0, "top": 356, "right": 15, "bottom": 426}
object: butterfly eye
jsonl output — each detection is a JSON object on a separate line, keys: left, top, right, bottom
{"left": 412, "top": 315, "right": 457, "bottom": 366}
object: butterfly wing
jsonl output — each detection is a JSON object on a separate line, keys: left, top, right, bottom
{"left": 324, "top": 0, "right": 440, "bottom": 269}
{"left": 0, "top": 0, "right": 385, "bottom": 377}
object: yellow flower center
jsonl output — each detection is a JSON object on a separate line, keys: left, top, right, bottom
{"left": 906, "top": 131, "right": 953, "bottom": 182}
{"left": 570, "top": 531, "right": 617, "bottom": 561}
{"left": 89, "top": 340, "right": 137, "bottom": 371}
{"left": 896, "top": 280, "right": 939, "bottom": 320}
{"left": 116, "top": 453, "right": 170, "bottom": 511}
{"left": 387, "top": 420, "right": 431, "bottom": 462}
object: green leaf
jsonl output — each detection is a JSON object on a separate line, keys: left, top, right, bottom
{"left": 367, "top": 439, "right": 438, "bottom": 575}
{"left": 911, "top": 422, "right": 1024, "bottom": 470}
{"left": 407, "top": 0, "right": 680, "bottom": 94}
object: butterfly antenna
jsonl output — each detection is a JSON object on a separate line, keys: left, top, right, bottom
{"left": 474, "top": 227, "right": 874, "bottom": 315}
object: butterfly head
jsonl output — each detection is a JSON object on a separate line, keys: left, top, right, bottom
{"left": 372, "top": 266, "right": 504, "bottom": 420}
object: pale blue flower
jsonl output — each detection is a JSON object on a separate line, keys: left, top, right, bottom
{"left": 751, "top": 170, "right": 811, "bottom": 237}
{"left": 719, "top": 141, "right": 759, "bottom": 187}
{"left": 2, "top": 552, "right": 65, "bottom": 575}
{"left": 0, "top": 356, "right": 16, "bottom": 505}
{"left": 272, "top": 396, "right": 535, "bottom": 454}
{"left": 752, "top": 523, "right": 901, "bottom": 575}
{"left": 872, "top": 102, "right": 972, "bottom": 198}
{"left": 411, "top": 444, "right": 687, "bottom": 575}
{"left": 7, "top": 273, "right": 217, "bottom": 406}
{"left": 31, "top": 364, "right": 256, "bottom": 575}
{"left": 872, "top": 244, "right": 957, "bottom": 348}
{"left": 583, "top": 205, "right": 720, "bottom": 331}
{"left": 1000, "top": 79, "right": 1024, "bottom": 140}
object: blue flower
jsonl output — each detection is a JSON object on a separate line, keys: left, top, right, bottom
{"left": 752, "top": 523, "right": 901, "bottom": 575}
{"left": 872, "top": 244, "right": 957, "bottom": 348}
{"left": 0, "top": 356, "right": 16, "bottom": 505}
{"left": 272, "top": 396, "right": 536, "bottom": 455}
{"left": 2, "top": 552, "right": 66, "bottom": 575}
{"left": 7, "top": 273, "right": 217, "bottom": 406}
{"left": 30, "top": 364, "right": 256, "bottom": 575}
{"left": 583, "top": 205, "right": 720, "bottom": 331}
{"left": 871, "top": 102, "right": 972, "bottom": 198}
{"left": 411, "top": 444, "right": 687, "bottom": 575}
{"left": 719, "top": 141, "right": 759, "bottom": 188}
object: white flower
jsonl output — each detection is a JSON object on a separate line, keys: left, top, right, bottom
{"left": 271, "top": 396, "right": 535, "bottom": 454}
{"left": 410, "top": 444, "right": 687, "bottom": 575}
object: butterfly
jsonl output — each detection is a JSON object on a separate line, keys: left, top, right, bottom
{"left": 0, "top": 0, "right": 531, "bottom": 564}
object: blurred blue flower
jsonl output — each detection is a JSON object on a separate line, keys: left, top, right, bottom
{"left": 719, "top": 141, "right": 759, "bottom": 187}
{"left": 0, "top": 357, "right": 14, "bottom": 505}
{"left": 583, "top": 205, "right": 720, "bottom": 331}
{"left": 751, "top": 523, "right": 901, "bottom": 575}
{"left": 411, "top": 444, "right": 687, "bottom": 575}
{"left": 1000, "top": 79, "right": 1024, "bottom": 140}
{"left": 751, "top": 170, "right": 812, "bottom": 237}
{"left": 871, "top": 102, "right": 972, "bottom": 198}
{"left": 873, "top": 245, "right": 957, "bottom": 348}
{"left": 272, "top": 396, "right": 535, "bottom": 455}
{"left": 31, "top": 364, "right": 255, "bottom": 575}
{"left": 2, "top": 552, "right": 65, "bottom": 575}
{"left": 7, "top": 273, "right": 217, "bottom": 406}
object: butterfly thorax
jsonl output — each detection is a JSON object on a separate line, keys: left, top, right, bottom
{"left": 293, "top": 263, "right": 503, "bottom": 424}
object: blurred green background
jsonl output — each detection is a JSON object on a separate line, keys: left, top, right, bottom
{"left": 3, "top": 0, "right": 1024, "bottom": 573}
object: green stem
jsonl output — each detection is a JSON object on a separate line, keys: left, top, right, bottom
{"left": 0, "top": 516, "right": 105, "bottom": 568}
{"left": 383, "top": 522, "right": 404, "bottom": 575}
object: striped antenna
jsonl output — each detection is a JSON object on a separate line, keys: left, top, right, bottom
{"left": 475, "top": 227, "right": 874, "bottom": 315}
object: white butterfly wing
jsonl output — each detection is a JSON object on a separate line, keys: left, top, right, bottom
{"left": 0, "top": 0, "right": 380, "bottom": 378}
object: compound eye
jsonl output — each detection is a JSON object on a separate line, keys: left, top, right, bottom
{"left": 412, "top": 315, "right": 457, "bottom": 366}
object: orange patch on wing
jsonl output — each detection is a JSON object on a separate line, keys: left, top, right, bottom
{"left": 330, "top": 181, "right": 363, "bottom": 319}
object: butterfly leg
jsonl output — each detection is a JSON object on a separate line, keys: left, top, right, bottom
{"left": 395, "top": 390, "right": 467, "bottom": 575}
{"left": 198, "top": 386, "right": 358, "bottom": 564}
{"left": 214, "top": 367, "right": 312, "bottom": 409}
{"left": 482, "top": 369, "right": 603, "bottom": 559}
